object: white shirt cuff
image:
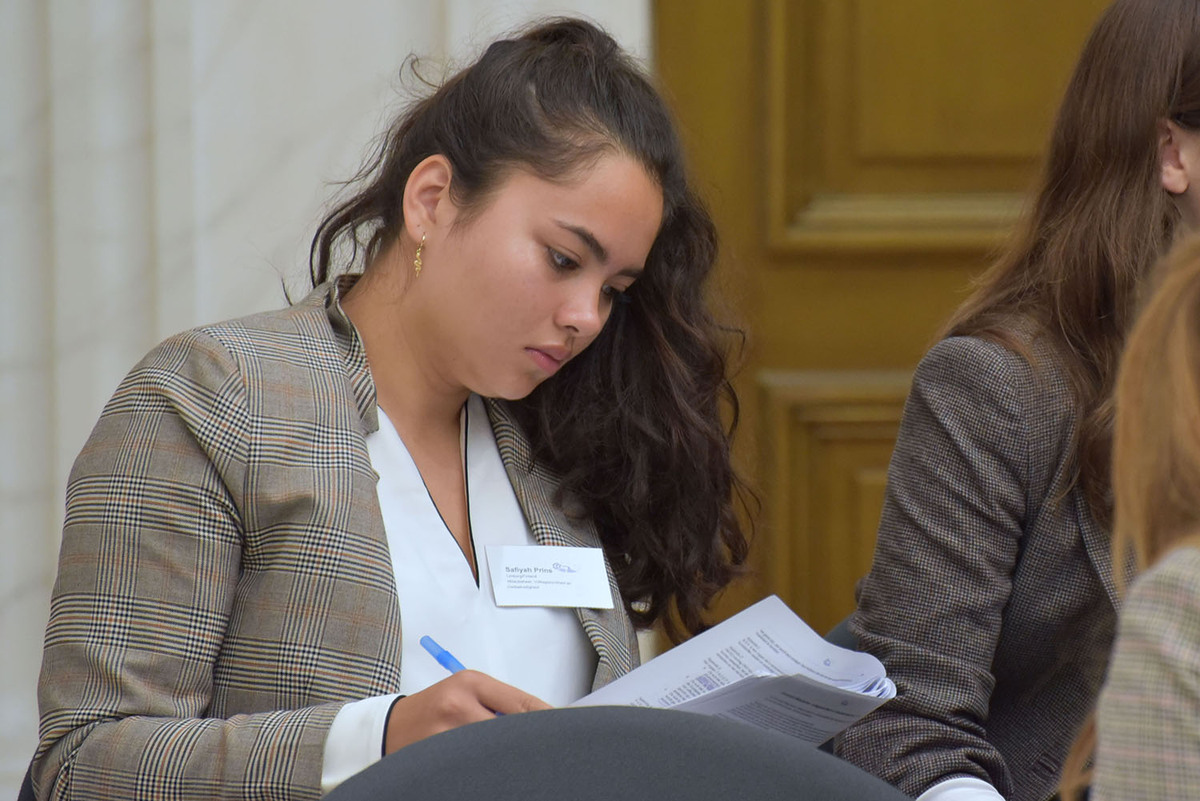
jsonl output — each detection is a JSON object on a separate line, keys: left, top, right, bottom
{"left": 321, "top": 693, "right": 402, "bottom": 795}
{"left": 916, "top": 776, "right": 1006, "bottom": 801}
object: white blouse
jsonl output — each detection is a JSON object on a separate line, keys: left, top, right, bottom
{"left": 321, "top": 394, "right": 597, "bottom": 792}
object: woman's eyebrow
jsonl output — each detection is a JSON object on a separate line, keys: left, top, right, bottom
{"left": 555, "top": 220, "right": 608, "bottom": 264}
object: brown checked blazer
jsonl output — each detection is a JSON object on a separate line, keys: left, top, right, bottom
{"left": 32, "top": 280, "right": 639, "bottom": 801}
{"left": 837, "top": 335, "right": 1118, "bottom": 801}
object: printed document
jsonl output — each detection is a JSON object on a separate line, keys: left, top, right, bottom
{"left": 572, "top": 595, "right": 895, "bottom": 744}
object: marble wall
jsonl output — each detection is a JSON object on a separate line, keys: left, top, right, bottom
{"left": 0, "top": 0, "right": 649, "bottom": 794}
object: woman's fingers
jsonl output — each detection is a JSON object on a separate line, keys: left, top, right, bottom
{"left": 383, "top": 671, "right": 550, "bottom": 754}
{"left": 471, "top": 671, "right": 553, "bottom": 716}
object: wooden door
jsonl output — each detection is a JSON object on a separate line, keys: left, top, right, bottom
{"left": 654, "top": 0, "right": 1110, "bottom": 633}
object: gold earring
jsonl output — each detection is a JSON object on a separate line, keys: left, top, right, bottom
{"left": 413, "top": 232, "right": 425, "bottom": 277}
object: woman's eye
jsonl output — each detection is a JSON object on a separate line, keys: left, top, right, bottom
{"left": 547, "top": 248, "right": 578, "bottom": 271}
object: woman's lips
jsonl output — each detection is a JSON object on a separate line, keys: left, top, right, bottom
{"left": 526, "top": 346, "right": 568, "bottom": 374}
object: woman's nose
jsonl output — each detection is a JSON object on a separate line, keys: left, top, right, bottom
{"left": 555, "top": 284, "right": 606, "bottom": 338}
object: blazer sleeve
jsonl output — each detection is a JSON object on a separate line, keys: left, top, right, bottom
{"left": 1092, "top": 547, "right": 1200, "bottom": 801}
{"left": 33, "top": 329, "right": 341, "bottom": 801}
{"left": 836, "top": 336, "right": 1038, "bottom": 798}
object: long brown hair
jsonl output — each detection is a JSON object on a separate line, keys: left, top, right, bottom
{"left": 1061, "top": 235, "right": 1200, "bottom": 797}
{"left": 309, "top": 18, "right": 751, "bottom": 641}
{"left": 944, "top": 0, "right": 1200, "bottom": 527}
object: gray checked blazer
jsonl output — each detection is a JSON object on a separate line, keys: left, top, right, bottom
{"left": 32, "top": 280, "right": 639, "bottom": 801}
{"left": 836, "top": 335, "right": 1118, "bottom": 801}
{"left": 1092, "top": 545, "right": 1200, "bottom": 801}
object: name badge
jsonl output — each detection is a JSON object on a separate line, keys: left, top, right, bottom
{"left": 486, "top": 545, "right": 614, "bottom": 609}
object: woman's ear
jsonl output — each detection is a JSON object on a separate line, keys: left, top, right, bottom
{"left": 402, "top": 155, "right": 456, "bottom": 239}
{"left": 1161, "top": 119, "right": 1191, "bottom": 196}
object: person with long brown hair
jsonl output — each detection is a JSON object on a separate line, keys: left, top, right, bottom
{"left": 836, "top": 2, "right": 1200, "bottom": 800}
{"left": 29, "top": 18, "right": 750, "bottom": 801}
{"left": 1056, "top": 236, "right": 1200, "bottom": 801}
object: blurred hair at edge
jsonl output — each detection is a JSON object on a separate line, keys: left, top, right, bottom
{"left": 309, "top": 17, "right": 752, "bottom": 642}
{"left": 1111, "top": 234, "right": 1200, "bottom": 579}
{"left": 1058, "top": 237, "right": 1200, "bottom": 799}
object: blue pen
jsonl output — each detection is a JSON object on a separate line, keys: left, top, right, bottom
{"left": 420, "top": 635, "right": 467, "bottom": 674}
{"left": 420, "top": 636, "right": 504, "bottom": 716}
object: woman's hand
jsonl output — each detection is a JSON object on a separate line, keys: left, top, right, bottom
{"left": 383, "top": 670, "right": 551, "bottom": 754}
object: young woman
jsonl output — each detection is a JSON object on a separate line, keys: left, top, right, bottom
{"left": 30, "top": 18, "right": 750, "bottom": 800}
{"left": 836, "top": 2, "right": 1200, "bottom": 800}
{"left": 1056, "top": 236, "right": 1200, "bottom": 800}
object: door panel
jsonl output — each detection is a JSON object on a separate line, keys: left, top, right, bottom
{"left": 655, "top": 0, "right": 1109, "bottom": 631}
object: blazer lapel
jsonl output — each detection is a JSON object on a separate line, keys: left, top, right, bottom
{"left": 1074, "top": 492, "right": 1121, "bottom": 609}
{"left": 484, "top": 399, "right": 641, "bottom": 689}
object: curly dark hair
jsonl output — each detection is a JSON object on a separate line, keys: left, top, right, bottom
{"left": 309, "top": 17, "right": 751, "bottom": 642}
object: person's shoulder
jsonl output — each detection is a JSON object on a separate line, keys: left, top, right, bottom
{"left": 922, "top": 334, "right": 1025, "bottom": 373}
{"left": 920, "top": 328, "right": 1071, "bottom": 406}
{"left": 124, "top": 289, "right": 333, "bottom": 393}
{"left": 203, "top": 287, "right": 327, "bottom": 338}
{"left": 164, "top": 286, "right": 333, "bottom": 362}
{"left": 1115, "top": 546, "right": 1200, "bottom": 655}
{"left": 1128, "top": 545, "right": 1200, "bottom": 618}
{"left": 913, "top": 334, "right": 1035, "bottom": 409}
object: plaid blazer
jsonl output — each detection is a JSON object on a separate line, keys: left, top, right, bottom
{"left": 1092, "top": 545, "right": 1200, "bottom": 801}
{"left": 33, "top": 281, "right": 639, "bottom": 801}
{"left": 837, "top": 335, "right": 1118, "bottom": 801}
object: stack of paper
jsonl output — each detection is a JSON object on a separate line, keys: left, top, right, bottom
{"left": 572, "top": 595, "right": 895, "bottom": 745}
